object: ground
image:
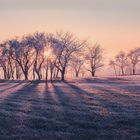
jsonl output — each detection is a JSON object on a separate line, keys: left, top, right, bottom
{"left": 0, "top": 76, "right": 140, "bottom": 140}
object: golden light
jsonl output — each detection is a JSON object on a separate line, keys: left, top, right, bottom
{"left": 44, "top": 48, "right": 52, "bottom": 58}
{"left": 44, "top": 50, "right": 51, "bottom": 57}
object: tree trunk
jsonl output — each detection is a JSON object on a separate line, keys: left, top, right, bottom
{"left": 24, "top": 71, "right": 28, "bottom": 80}
{"left": 37, "top": 71, "right": 41, "bottom": 80}
{"left": 33, "top": 68, "right": 35, "bottom": 80}
{"left": 61, "top": 72, "right": 65, "bottom": 81}
{"left": 56, "top": 69, "right": 59, "bottom": 79}
{"left": 61, "top": 67, "right": 65, "bottom": 81}
{"left": 45, "top": 65, "right": 48, "bottom": 82}
{"left": 50, "top": 71, "right": 53, "bottom": 82}
{"left": 132, "top": 64, "right": 136, "bottom": 75}
{"left": 91, "top": 66, "right": 96, "bottom": 77}
{"left": 16, "top": 68, "right": 19, "bottom": 80}
{"left": 113, "top": 65, "right": 117, "bottom": 76}
{"left": 15, "top": 63, "right": 19, "bottom": 80}
{"left": 91, "top": 68, "right": 95, "bottom": 77}
{"left": 2, "top": 66, "right": 7, "bottom": 79}
{"left": 121, "top": 67, "right": 124, "bottom": 76}
{"left": 76, "top": 72, "right": 79, "bottom": 77}
{"left": 75, "top": 68, "right": 80, "bottom": 78}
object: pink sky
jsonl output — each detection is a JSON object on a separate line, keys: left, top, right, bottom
{"left": 0, "top": 0, "right": 140, "bottom": 59}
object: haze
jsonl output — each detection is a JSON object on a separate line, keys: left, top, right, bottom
{"left": 0, "top": 0, "right": 140, "bottom": 58}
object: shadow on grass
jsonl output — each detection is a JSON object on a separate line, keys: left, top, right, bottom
{"left": 0, "top": 80, "right": 139, "bottom": 140}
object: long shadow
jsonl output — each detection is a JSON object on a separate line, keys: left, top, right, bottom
{"left": 9, "top": 82, "right": 74, "bottom": 139}
{"left": 25, "top": 82, "right": 56, "bottom": 117}
{"left": 62, "top": 82, "right": 140, "bottom": 139}
{"left": 0, "top": 81, "right": 35, "bottom": 111}
{"left": 0, "top": 81, "right": 15, "bottom": 87}
{"left": 63, "top": 81, "right": 113, "bottom": 111}
{"left": 84, "top": 77, "right": 131, "bottom": 85}
{"left": 0, "top": 80, "right": 139, "bottom": 140}
{"left": 91, "top": 82, "right": 140, "bottom": 104}
{"left": 0, "top": 82, "right": 9, "bottom": 86}
{"left": 68, "top": 80, "right": 139, "bottom": 115}
{"left": 110, "top": 83, "right": 140, "bottom": 97}
{"left": 65, "top": 81, "right": 137, "bottom": 115}
{"left": 0, "top": 81, "right": 40, "bottom": 139}
{"left": 7, "top": 82, "right": 62, "bottom": 139}
{"left": 51, "top": 82, "right": 106, "bottom": 139}
{"left": 0, "top": 83, "right": 23, "bottom": 92}
{"left": 82, "top": 77, "right": 140, "bottom": 103}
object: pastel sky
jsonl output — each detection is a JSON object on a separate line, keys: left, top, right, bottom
{"left": 0, "top": 0, "right": 140, "bottom": 59}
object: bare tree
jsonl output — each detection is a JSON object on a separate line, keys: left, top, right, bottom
{"left": 0, "top": 58, "right": 8, "bottom": 79}
{"left": 70, "top": 52, "right": 84, "bottom": 77}
{"left": 54, "top": 31, "right": 86, "bottom": 81}
{"left": 85, "top": 43, "right": 104, "bottom": 77}
{"left": 0, "top": 31, "right": 99, "bottom": 81}
{"left": 128, "top": 48, "right": 140, "bottom": 75}
{"left": 10, "top": 38, "right": 35, "bottom": 80}
{"left": 115, "top": 51, "right": 128, "bottom": 76}
{"left": 0, "top": 44, "right": 8, "bottom": 79}
{"left": 0, "top": 41, "right": 15, "bottom": 79}
{"left": 109, "top": 60, "right": 117, "bottom": 76}
{"left": 25, "top": 33, "right": 47, "bottom": 80}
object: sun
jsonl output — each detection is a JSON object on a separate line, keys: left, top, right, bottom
{"left": 44, "top": 47, "right": 53, "bottom": 58}
{"left": 44, "top": 51, "right": 51, "bottom": 57}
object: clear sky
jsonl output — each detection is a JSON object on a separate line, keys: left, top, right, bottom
{"left": 0, "top": 0, "right": 140, "bottom": 58}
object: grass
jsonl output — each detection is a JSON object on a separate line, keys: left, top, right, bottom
{"left": 0, "top": 77, "right": 140, "bottom": 140}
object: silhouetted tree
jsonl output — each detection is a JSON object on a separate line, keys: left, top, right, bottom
{"left": 115, "top": 51, "right": 128, "bottom": 76}
{"left": 85, "top": 43, "right": 104, "bottom": 77}
{"left": 25, "top": 33, "right": 47, "bottom": 80}
{"left": 109, "top": 60, "right": 117, "bottom": 76}
{"left": 70, "top": 52, "right": 84, "bottom": 77}
{"left": 128, "top": 48, "right": 140, "bottom": 75}
{"left": 0, "top": 41, "right": 15, "bottom": 79}
{"left": 10, "top": 38, "right": 35, "bottom": 80}
{"left": 0, "top": 31, "right": 102, "bottom": 81}
{"left": 54, "top": 31, "right": 86, "bottom": 81}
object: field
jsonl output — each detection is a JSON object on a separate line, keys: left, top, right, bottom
{"left": 0, "top": 77, "right": 140, "bottom": 140}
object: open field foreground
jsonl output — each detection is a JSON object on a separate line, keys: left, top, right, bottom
{"left": 0, "top": 77, "right": 140, "bottom": 140}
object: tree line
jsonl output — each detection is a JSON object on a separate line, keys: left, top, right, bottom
{"left": 1, "top": 31, "right": 139, "bottom": 81}
{"left": 109, "top": 48, "right": 140, "bottom": 76}
{"left": 0, "top": 31, "right": 103, "bottom": 81}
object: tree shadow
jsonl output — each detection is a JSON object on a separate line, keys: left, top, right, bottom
{"left": 0, "top": 83, "right": 23, "bottom": 92}
{"left": 0, "top": 82, "right": 40, "bottom": 138}
{"left": 51, "top": 82, "right": 107, "bottom": 139}
{"left": 61, "top": 81, "right": 140, "bottom": 139}
{"left": 0, "top": 80, "right": 139, "bottom": 140}
{"left": 84, "top": 77, "right": 131, "bottom": 85}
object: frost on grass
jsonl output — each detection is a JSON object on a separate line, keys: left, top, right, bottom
{"left": 0, "top": 77, "right": 140, "bottom": 140}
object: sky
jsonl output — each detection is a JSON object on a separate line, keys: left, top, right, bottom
{"left": 0, "top": 0, "right": 140, "bottom": 59}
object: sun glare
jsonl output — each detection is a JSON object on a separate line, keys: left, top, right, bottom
{"left": 44, "top": 48, "right": 52, "bottom": 58}
{"left": 44, "top": 51, "right": 51, "bottom": 57}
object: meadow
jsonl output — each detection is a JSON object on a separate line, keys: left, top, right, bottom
{"left": 0, "top": 76, "right": 140, "bottom": 140}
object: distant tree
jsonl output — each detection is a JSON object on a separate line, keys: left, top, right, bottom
{"left": 85, "top": 43, "right": 104, "bottom": 77}
{"left": 109, "top": 60, "right": 117, "bottom": 76}
{"left": 128, "top": 48, "right": 140, "bottom": 75}
{"left": 70, "top": 52, "right": 84, "bottom": 77}
{"left": 115, "top": 51, "right": 128, "bottom": 76}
